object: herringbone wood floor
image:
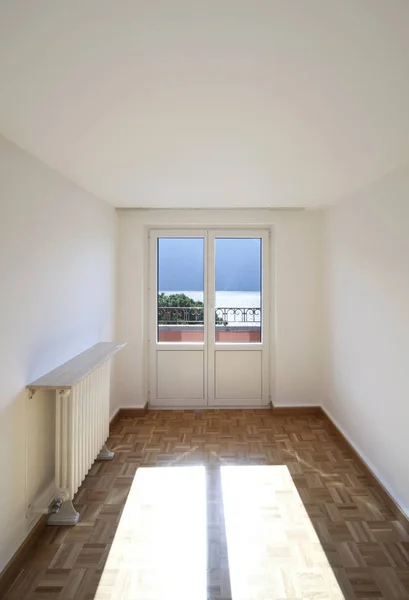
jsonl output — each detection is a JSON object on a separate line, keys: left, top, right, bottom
{"left": 4, "top": 410, "right": 409, "bottom": 599}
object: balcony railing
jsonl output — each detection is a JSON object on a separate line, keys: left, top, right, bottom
{"left": 158, "top": 306, "right": 204, "bottom": 325}
{"left": 157, "top": 306, "right": 261, "bottom": 325}
{"left": 215, "top": 307, "right": 261, "bottom": 324}
{"left": 157, "top": 307, "right": 261, "bottom": 342}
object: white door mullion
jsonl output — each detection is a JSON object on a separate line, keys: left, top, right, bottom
{"left": 206, "top": 230, "right": 216, "bottom": 406}
{"left": 261, "top": 229, "right": 270, "bottom": 405}
{"left": 203, "top": 230, "right": 209, "bottom": 405}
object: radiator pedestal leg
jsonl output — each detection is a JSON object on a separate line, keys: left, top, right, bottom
{"left": 48, "top": 500, "right": 79, "bottom": 526}
{"left": 97, "top": 443, "right": 114, "bottom": 461}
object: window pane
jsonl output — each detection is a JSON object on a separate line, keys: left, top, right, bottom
{"left": 215, "top": 238, "right": 262, "bottom": 343}
{"left": 157, "top": 238, "right": 204, "bottom": 343}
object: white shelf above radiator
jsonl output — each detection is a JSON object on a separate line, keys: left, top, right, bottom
{"left": 26, "top": 342, "right": 126, "bottom": 390}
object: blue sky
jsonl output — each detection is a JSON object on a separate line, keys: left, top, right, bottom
{"left": 158, "top": 238, "right": 261, "bottom": 292}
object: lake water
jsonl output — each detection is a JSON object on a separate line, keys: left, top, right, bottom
{"left": 162, "top": 291, "right": 261, "bottom": 308}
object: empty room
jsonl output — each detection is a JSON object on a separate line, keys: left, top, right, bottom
{"left": 0, "top": 1, "right": 408, "bottom": 599}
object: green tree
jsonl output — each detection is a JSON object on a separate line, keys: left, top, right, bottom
{"left": 158, "top": 293, "right": 204, "bottom": 323}
{"left": 157, "top": 293, "right": 225, "bottom": 324}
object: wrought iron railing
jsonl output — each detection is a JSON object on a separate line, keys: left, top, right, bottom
{"left": 158, "top": 306, "right": 203, "bottom": 325}
{"left": 215, "top": 307, "right": 261, "bottom": 324}
{"left": 158, "top": 307, "right": 261, "bottom": 325}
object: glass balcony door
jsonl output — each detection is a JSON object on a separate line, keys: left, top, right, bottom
{"left": 149, "top": 230, "right": 207, "bottom": 407}
{"left": 148, "top": 229, "right": 270, "bottom": 407}
{"left": 207, "top": 230, "right": 269, "bottom": 407}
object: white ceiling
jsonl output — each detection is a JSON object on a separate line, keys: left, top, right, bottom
{"left": 1, "top": 1, "right": 409, "bottom": 209}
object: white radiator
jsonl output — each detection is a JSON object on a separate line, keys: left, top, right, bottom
{"left": 57, "top": 359, "right": 111, "bottom": 497}
{"left": 51, "top": 359, "right": 114, "bottom": 525}
{"left": 27, "top": 342, "right": 126, "bottom": 526}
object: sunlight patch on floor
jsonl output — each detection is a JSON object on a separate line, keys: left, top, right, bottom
{"left": 221, "top": 465, "right": 346, "bottom": 600}
{"left": 94, "top": 466, "right": 207, "bottom": 600}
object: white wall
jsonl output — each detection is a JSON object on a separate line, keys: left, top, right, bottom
{"left": 323, "top": 165, "right": 409, "bottom": 517}
{"left": 114, "top": 209, "right": 323, "bottom": 409}
{"left": 0, "top": 135, "right": 117, "bottom": 572}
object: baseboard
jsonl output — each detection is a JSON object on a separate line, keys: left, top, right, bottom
{"left": 109, "top": 407, "right": 121, "bottom": 427}
{"left": 110, "top": 404, "right": 321, "bottom": 417}
{"left": 0, "top": 514, "right": 48, "bottom": 599}
{"left": 26, "top": 480, "right": 57, "bottom": 527}
{"left": 139, "top": 404, "right": 322, "bottom": 413}
{"left": 149, "top": 405, "right": 269, "bottom": 410}
{"left": 272, "top": 405, "right": 321, "bottom": 416}
{"left": 110, "top": 403, "right": 149, "bottom": 426}
{"left": 321, "top": 407, "right": 409, "bottom": 532}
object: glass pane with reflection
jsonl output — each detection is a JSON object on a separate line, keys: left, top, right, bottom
{"left": 157, "top": 238, "right": 205, "bottom": 343}
{"left": 215, "top": 238, "right": 262, "bottom": 343}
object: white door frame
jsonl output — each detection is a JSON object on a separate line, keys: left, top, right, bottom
{"left": 207, "top": 229, "right": 270, "bottom": 406}
{"left": 148, "top": 227, "right": 271, "bottom": 408}
{"left": 148, "top": 229, "right": 208, "bottom": 407}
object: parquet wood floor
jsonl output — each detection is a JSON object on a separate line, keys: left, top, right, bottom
{"left": 3, "top": 410, "right": 409, "bottom": 599}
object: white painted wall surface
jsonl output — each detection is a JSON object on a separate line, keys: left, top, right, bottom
{"left": 0, "top": 136, "right": 117, "bottom": 572}
{"left": 323, "top": 165, "right": 409, "bottom": 517}
{"left": 114, "top": 209, "right": 323, "bottom": 409}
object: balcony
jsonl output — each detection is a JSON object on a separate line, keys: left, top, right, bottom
{"left": 158, "top": 307, "right": 261, "bottom": 343}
